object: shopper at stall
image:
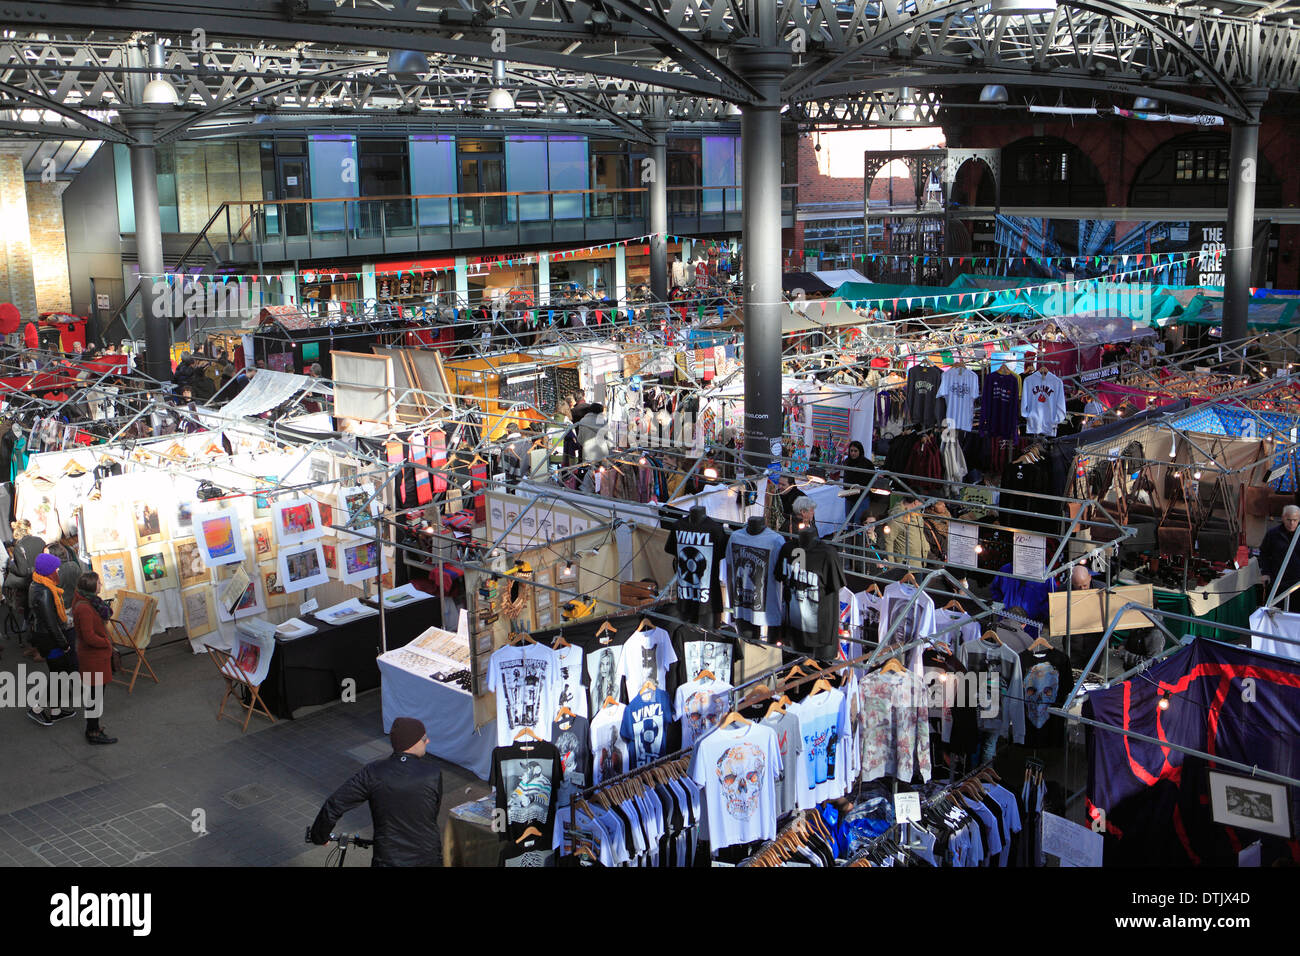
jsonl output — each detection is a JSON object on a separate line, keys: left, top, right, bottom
{"left": 841, "top": 441, "right": 874, "bottom": 527}
{"left": 25, "top": 552, "right": 77, "bottom": 727}
{"left": 776, "top": 474, "right": 809, "bottom": 534}
{"left": 72, "top": 571, "right": 116, "bottom": 745}
{"left": 883, "top": 494, "right": 928, "bottom": 570}
{"left": 309, "top": 716, "right": 443, "bottom": 866}
{"left": 6, "top": 519, "right": 45, "bottom": 656}
{"left": 1259, "top": 505, "right": 1300, "bottom": 610}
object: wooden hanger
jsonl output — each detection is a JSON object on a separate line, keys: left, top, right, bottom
{"left": 764, "top": 695, "right": 791, "bottom": 718}
{"left": 900, "top": 571, "right": 918, "bottom": 587}
{"left": 943, "top": 599, "right": 964, "bottom": 612}
{"left": 809, "top": 677, "right": 835, "bottom": 696}
{"left": 514, "top": 727, "right": 542, "bottom": 742}
{"left": 508, "top": 630, "right": 537, "bottom": 646}
{"left": 601, "top": 695, "right": 621, "bottom": 710}
{"left": 737, "top": 684, "right": 773, "bottom": 709}
{"left": 981, "top": 629, "right": 1003, "bottom": 645}
{"left": 634, "top": 616, "right": 654, "bottom": 633}
{"left": 639, "top": 679, "right": 658, "bottom": 696}
{"left": 719, "top": 711, "right": 750, "bottom": 728}
{"left": 696, "top": 669, "right": 716, "bottom": 682}
{"left": 1028, "top": 636, "right": 1053, "bottom": 653}
{"left": 515, "top": 826, "right": 543, "bottom": 843}
{"left": 551, "top": 633, "right": 571, "bottom": 650}
{"left": 595, "top": 620, "right": 617, "bottom": 643}
{"left": 865, "top": 582, "right": 881, "bottom": 596}
{"left": 880, "top": 657, "right": 906, "bottom": 674}
{"left": 555, "top": 706, "right": 577, "bottom": 721}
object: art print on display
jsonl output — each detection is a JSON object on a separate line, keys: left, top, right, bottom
{"left": 1208, "top": 771, "right": 1293, "bottom": 839}
{"left": 181, "top": 585, "right": 218, "bottom": 639}
{"left": 173, "top": 538, "right": 210, "bottom": 588}
{"left": 216, "top": 563, "right": 265, "bottom": 621}
{"left": 500, "top": 757, "right": 554, "bottom": 830}
{"left": 83, "top": 499, "right": 130, "bottom": 553}
{"left": 338, "top": 540, "right": 385, "bottom": 586}
{"left": 316, "top": 500, "right": 334, "bottom": 532}
{"left": 260, "top": 563, "right": 291, "bottom": 609}
{"left": 92, "top": 551, "right": 134, "bottom": 596}
{"left": 193, "top": 508, "right": 246, "bottom": 568}
{"left": 132, "top": 501, "right": 165, "bottom": 547}
{"left": 272, "top": 496, "right": 323, "bottom": 547}
{"left": 136, "top": 545, "right": 177, "bottom": 594}
{"left": 114, "top": 591, "right": 153, "bottom": 643}
{"left": 308, "top": 455, "right": 331, "bottom": 486}
{"left": 322, "top": 542, "right": 338, "bottom": 575}
{"left": 253, "top": 477, "right": 278, "bottom": 517}
{"left": 587, "top": 645, "right": 624, "bottom": 712}
{"left": 336, "top": 485, "right": 378, "bottom": 540}
{"left": 278, "top": 542, "right": 329, "bottom": 593}
{"left": 252, "top": 520, "right": 276, "bottom": 562}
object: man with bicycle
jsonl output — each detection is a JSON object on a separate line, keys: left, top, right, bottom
{"left": 309, "top": 717, "right": 444, "bottom": 867}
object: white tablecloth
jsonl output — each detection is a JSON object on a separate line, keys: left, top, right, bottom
{"left": 378, "top": 659, "right": 495, "bottom": 780}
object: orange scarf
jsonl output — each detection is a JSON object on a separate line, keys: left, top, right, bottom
{"left": 33, "top": 571, "right": 67, "bottom": 623}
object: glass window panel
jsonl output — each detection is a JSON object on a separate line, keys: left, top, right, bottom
{"left": 548, "top": 136, "right": 587, "bottom": 220}
{"left": 702, "top": 135, "right": 738, "bottom": 213}
{"left": 410, "top": 135, "right": 456, "bottom": 226}
{"left": 307, "top": 135, "right": 358, "bottom": 232}
{"left": 506, "top": 135, "right": 549, "bottom": 221}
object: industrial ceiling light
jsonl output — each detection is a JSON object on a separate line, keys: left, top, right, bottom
{"left": 979, "top": 84, "right": 1009, "bottom": 104}
{"left": 725, "top": 102, "right": 742, "bottom": 117}
{"left": 895, "top": 86, "right": 917, "bottom": 122}
{"left": 1133, "top": 95, "right": 1160, "bottom": 110}
{"left": 141, "top": 40, "right": 180, "bottom": 106}
{"left": 386, "top": 49, "right": 429, "bottom": 80}
{"left": 487, "top": 59, "right": 515, "bottom": 111}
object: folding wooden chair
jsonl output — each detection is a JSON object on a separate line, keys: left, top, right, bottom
{"left": 108, "top": 618, "right": 160, "bottom": 694}
{"left": 204, "top": 644, "right": 276, "bottom": 732}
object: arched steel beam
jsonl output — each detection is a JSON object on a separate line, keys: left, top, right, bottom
{"left": 0, "top": 77, "right": 129, "bottom": 143}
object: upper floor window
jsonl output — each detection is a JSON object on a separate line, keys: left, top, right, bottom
{"left": 1174, "top": 147, "right": 1229, "bottom": 182}
{"left": 1016, "top": 150, "right": 1069, "bottom": 183}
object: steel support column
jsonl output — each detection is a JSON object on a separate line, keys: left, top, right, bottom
{"left": 646, "top": 120, "right": 670, "bottom": 302}
{"left": 124, "top": 115, "right": 170, "bottom": 380}
{"left": 1223, "top": 90, "right": 1268, "bottom": 349}
{"left": 738, "top": 49, "right": 789, "bottom": 467}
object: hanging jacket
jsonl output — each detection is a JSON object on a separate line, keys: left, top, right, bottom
{"left": 940, "top": 424, "right": 967, "bottom": 492}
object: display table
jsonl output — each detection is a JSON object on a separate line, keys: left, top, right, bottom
{"left": 443, "top": 794, "right": 502, "bottom": 867}
{"left": 1153, "top": 560, "right": 1260, "bottom": 642}
{"left": 378, "top": 658, "right": 495, "bottom": 780}
{"left": 258, "top": 600, "right": 433, "bottom": 719}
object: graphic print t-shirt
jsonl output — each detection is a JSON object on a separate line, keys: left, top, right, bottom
{"left": 491, "top": 741, "right": 563, "bottom": 843}
{"left": 486, "top": 644, "right": 560, "bottom": 747}
{"left": 585, "top": 642, "right": 625, "bottom": 712}
{"left": 761, "top": 710, "right": 806, "bottom": 817}
{"left": 937, "top": 365, "right": 979, "bottom": 432}
{"left": 674, "top": 675, "right": 733, "bottom": 748}
{"left": 620, "top": 687, "right": 673, "bottom": 768}
{"left": 690, "top": 720, "right": 782, "bottom": 851}
{"left": 666, "top": 512, "right": 729, "bottom": 618}
{"left": 1020, "top": 370, "right": 1066, "bottom": 437}
{"left": 551, "top": 713, "right": 591, "bottom": 804}
{"left": 725, "top": 526, "right": 785, "bottom": 627}
{"left": 552, "top": 643, "right": 587, "bottom": 718}
{"left": 776, "top": 535, "right": 847, "bottom": 656}
{"left": 674, "top": 625, "right": 738, "bottom": 685}
{"left": 788, "top": 689, "right": 850, "bottom": 807}
{"left": 590, "top": 703, "right": 629, "bottom": 785}
{"left": 615, "top": 627, "right": 677, "bottom": 697}
{"left": 1018, "top": 647, "right": 1070, "bottom": 748}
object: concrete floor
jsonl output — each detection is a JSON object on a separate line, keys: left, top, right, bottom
{"left": 0, "top": 632, "right": 490, "bottom": 867}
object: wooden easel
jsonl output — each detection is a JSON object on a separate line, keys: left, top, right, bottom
{"left": 108, "top": 615, "right": 160, "bottom": 694}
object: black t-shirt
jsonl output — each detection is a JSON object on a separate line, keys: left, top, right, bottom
{"left": 775, "top": 532, "right": 846, "bottom": 658}
{"left": 491, "top": 741, "right": 563, "bottom": 845}
{"left": 1019, "top": 647, "right": 1071, "bottom": 748}
{"left": 906, "top": 363, "right": 944, "bottom": 428}
{"left": 665, "top": 510, "right": 730, "bottom": 620}
{"left": 499, "top": 832, "right": 556, "bottom": 867}
{"left": 551, "top": 714, "right": 591, "bottom": 802}
{"left": 672, "top": 623, "right": 740, "bottom": 686}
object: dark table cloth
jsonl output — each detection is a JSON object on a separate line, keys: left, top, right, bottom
{"left": 260, "top": 599, "right": 438, "bottom": 719}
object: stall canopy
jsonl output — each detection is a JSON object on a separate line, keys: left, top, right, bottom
{"left": 1178, "top": 294, "right": 1300, "bottom": 329}
{"left": 783, "top": 272, "right": 835, "bottom": 296}
{"left": 811, "top": 269, "right": 870, "bottom": 288}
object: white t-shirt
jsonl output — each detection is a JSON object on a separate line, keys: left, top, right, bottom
{"left": 590, "top": 703, "right": 630, "bottom": 785}
{"left": 879, "top": 581, "right": 937, "bottom": 674}
{"left": 674, "top": 675, "right": 734, "bottom": 748}
{"left": 787, "top": 689, "right": 851, "bottom": 807}
{"left": 1020, "top": 370, "right": 1066, "bottom": 436}
{"left": 551, "top": 644, "right": 587, "bottom": 718}
{"left": 615, "top": 626, "right": 677, "bottom": 696}
{"left": 937, "top": 365, "right": 979, "bottom": 432}
{"left": 585, "top": 643, "right": 624, "bottom": 712}
{"left": 690, "top": 720, "right": 783, "bottom": 852}
{"left": 485, "top": 643, "right": 561, "bottom": 747}
{"left": 838, "top": 586, "right": 863, "bottom": 660}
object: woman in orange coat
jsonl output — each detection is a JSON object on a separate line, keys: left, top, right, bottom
{"left": 72, "top": 571, "right": 117, "bottom": 745}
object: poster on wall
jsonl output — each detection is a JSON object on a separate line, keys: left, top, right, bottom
{"left": 252, "top": 521, "right": 276, "bottom": 562}
{"left": 279, "top": 542, "right": 329, "bottom": 593}
{"left": 136, "top": 544, "right": 178, "bottom": 595}
{"left": 338, "top": 539, "right": 386, "bottom": 586}
{"left": 272, "top": 496, "right": 323, "bottom": 547}
{"left": 83, "top": 499, "right": 131, "bottom": 554}
{"left": 254, "top": 477, "right": 278, "bottom": 517}
{"left": 260, "top": 562, "right": 292, "bottom": 609}
{"left": 322, "top": 541, "right": 338, "bottom": 577}
{"left": 92, "top": 550, "right": 134, "bottom": 596}
{"left": 132, "top": 500, "right": 167, "bottom": 548}
{"left": 173, "top": 538, "right": 210, "bottom": 588}
{"left": 193, "top": 508, "right": 246, "bottom": 568}
{"left": 337, "top": 484, "right": 379, "bottom": 540}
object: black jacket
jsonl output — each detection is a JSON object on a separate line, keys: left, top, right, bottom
{"left": 1259, "top": 523, "right": 1300, "bottom": 593}
{"left": 310, "top": 752, "right": 443, "bottom": 867}
{"left": 28, "top": 579, "right": 69, "bottom": 656}
{"left": 4, "top": 533, "right": 44, "bottom": 590}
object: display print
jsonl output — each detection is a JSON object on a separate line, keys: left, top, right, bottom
{"left": 278, "top": 542, "right": 330, "bottom": 593}
{"left": 173, "top": 538, "right": 210, "bottom": 588}
{"left": 216, "top": 563, "right": 265, "bottom": 621}
{"left": 92, "top": 551, "right": 134, "bottom": 596}
{"left": 322, "top": 542, "right": 338, "bottom": 574}
{"left": 136, "top": 545, "right": 177, "bottom": 594}
{"left": 193, "top": 508, "right": 246, "bottom": 568}
{"left": 83, "top": 499, "right": 130, "bottom": 553}
{"left": 499, "top": 757, "right": 554, "bottom": 830}
{"left": 683, "top": 640, "right": 733, "bottom": 683}
{"left": 181, "top": 585, "right": 217, "bottom": 639}
{"left": 272, "top": 496, "right": 323, "bottom": 547}
{"left": 1024, "top": 660, "right": 1061, "bottom": 732}
{"left": 26, "top": 490, "right": 61, "bottom": 544}
{"left": 337, "top": 484, "right": 379, "bottom": 539}
{"left": 495, "top": 655, "right": 551, "bottom": 736}
{"left": 316, "top": 500, "right": 334, "bottom": 532}
{"left": 308, "top": 455, "right": 331, "bottom": 486}
{"left": 235, "top": 641, "right": 261, "bottom": 675}
{"left": 113, "top": 591, "right": 156, "bottom": 645}
{"left": 174, "top": 498, "right": 195, "bottom": 536}
{"left": 593, "top": 719, "right": 625, "bottom": 783}
{"left": 132, "top": 500, "right": 165, "bottom": 547}
{"left": 681, "top": 686, "right": 728, "bottom": 744}
{"left": 587, "top": 645, "right": 624, "bottom": 711}
{"left": 338, "top": 540, "right": 385, "bottom": 586}
{"left": 674, "top": 528, "right": 718, "bottom": 604}
{"left": 260, "top": 563, "right": 291, "bottom": 609}
{"left": 253, "top": 477, "right": 278, "bottom": 518}
{"left": 1208, "top": 771, "right": 1293, "bottom": 839}
{"left": 252, "top": 520, "right": 276, "bottom": 562}
{"left": 715, "top": 742, "right": 766, "bottom": 822}
{"left": 219, "top": 563, "right": 253, "bottom": 611}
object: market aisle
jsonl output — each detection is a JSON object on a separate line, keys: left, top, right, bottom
{"left": 0, "top": 637, "right": 489, "bottom": 866}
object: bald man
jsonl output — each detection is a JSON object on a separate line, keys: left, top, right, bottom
{"left": 1070, "top": 564, "right": 1093, "bottom": 590}
{"left": 1260, "top": 505, "right": 1300, "bottom": 610}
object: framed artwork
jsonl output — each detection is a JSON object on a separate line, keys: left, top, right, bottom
{"left": 322, "top": 542, "right": 339, "bottom": 576}
{"left": 193, "top": 508, "right": 246, "bottom": 567}
{"left": 82, "top": 499, "right": 131, "bottom": 553}
{"left": 336, "top": 484, "right": 379, "bottom": 540}
{"left": 174, "top": 498, "right": 195, "bottom": 537}
{"left": 92, "top": 550, "right": 134, "bottom": 595}
{"left": 260, "top": 562, "right": 291, "bottom": 609}
{"left": 181, "top": 585, "right": 218, "bottom": 639}
{"left": 278, "top": 542, "right": 329, "bottom": 593}
{"left": 335, "top": 459, "right": 359, "bottom": 484}
{"left": 136, "top": 544, "right": 177, "bottom": 594}
{"left": 216, "top": 563, "right": 265, "bottom": 621}
{"left": 316, "top": 500, "right": 335, "bottom": 532}
{"left": 132, "top": 500, "right": 166, "bottom": 547}
{"left": 252, "top": 520, "right": 276, "bottom": 562}
{"left": 338, "top": 539, "right": 386, "bottom": 586}
{"left": 308, "top": 455, "right": 331, "bottom": 486}
{"left": 272, "top": 496, "right": 323, "bottom": 547}
{"left": 253, "top": 477, "right": 278, "bottom": 518}
{"left": 113, "top": 590, "right": 155, "bottom": 645}
{"left": 1208, "top": 771, "right": 1293, "bottom": 839}
{"left": 173, "top": 538, "right": 210, "bottom": 588}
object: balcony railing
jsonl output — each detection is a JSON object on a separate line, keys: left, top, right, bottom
{"left": 216, "top": 185, "right": 796, "bottom": 264}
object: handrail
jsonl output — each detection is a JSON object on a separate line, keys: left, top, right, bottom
{"left": 249, "top": 184, "right": 752, "bottom": 206}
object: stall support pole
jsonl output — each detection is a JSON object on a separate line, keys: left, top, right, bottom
{"left": 1223, "top": 90, "right": 1268, "bottom": 353}
{"left": 646, "top": 120, "right": 670, "bottom": 303}
{"left": 124, "top": 112, "right": 170, "bottom": 380}
{"left": 738, "top": 43, "right": 790, "bottom": 470}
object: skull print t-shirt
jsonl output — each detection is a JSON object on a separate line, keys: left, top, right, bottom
{"left": 690, "top": 719, "right": 782, "bottom": 852}
{"left": 486, "top": 643, "right": 561, "bottom": 747}
{"left": 1018, "top": 647, "right": 1070, "bottom": 748}
{"left": 675, "top": 675, "right": 733, "bottom": 748}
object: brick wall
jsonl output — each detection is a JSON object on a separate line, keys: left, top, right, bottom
{"left": 0, "top": 146, "right": 38, "bottom": 323}
{"left": 176, "top": 141, "right": 267, "bottom": 233}
{"left": 25, "top": 181, "right": 71, "bottom": 314}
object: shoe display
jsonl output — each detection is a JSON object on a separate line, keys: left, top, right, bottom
{"left": 26, "top": 708, "right": 53, "bottom": 727}
{"left": 85, "top": 730, "right": 118, "bottom": 745}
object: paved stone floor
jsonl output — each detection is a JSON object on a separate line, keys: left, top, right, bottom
{"left": 0, "top": 633, "right": 490, "bottom": 867}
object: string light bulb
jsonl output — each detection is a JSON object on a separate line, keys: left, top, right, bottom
{"left": 703, "top": 466, "right": 718, "bottom": 480}
{"left": 1158, "top": 691, "right": 1171, "bottom": 711}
